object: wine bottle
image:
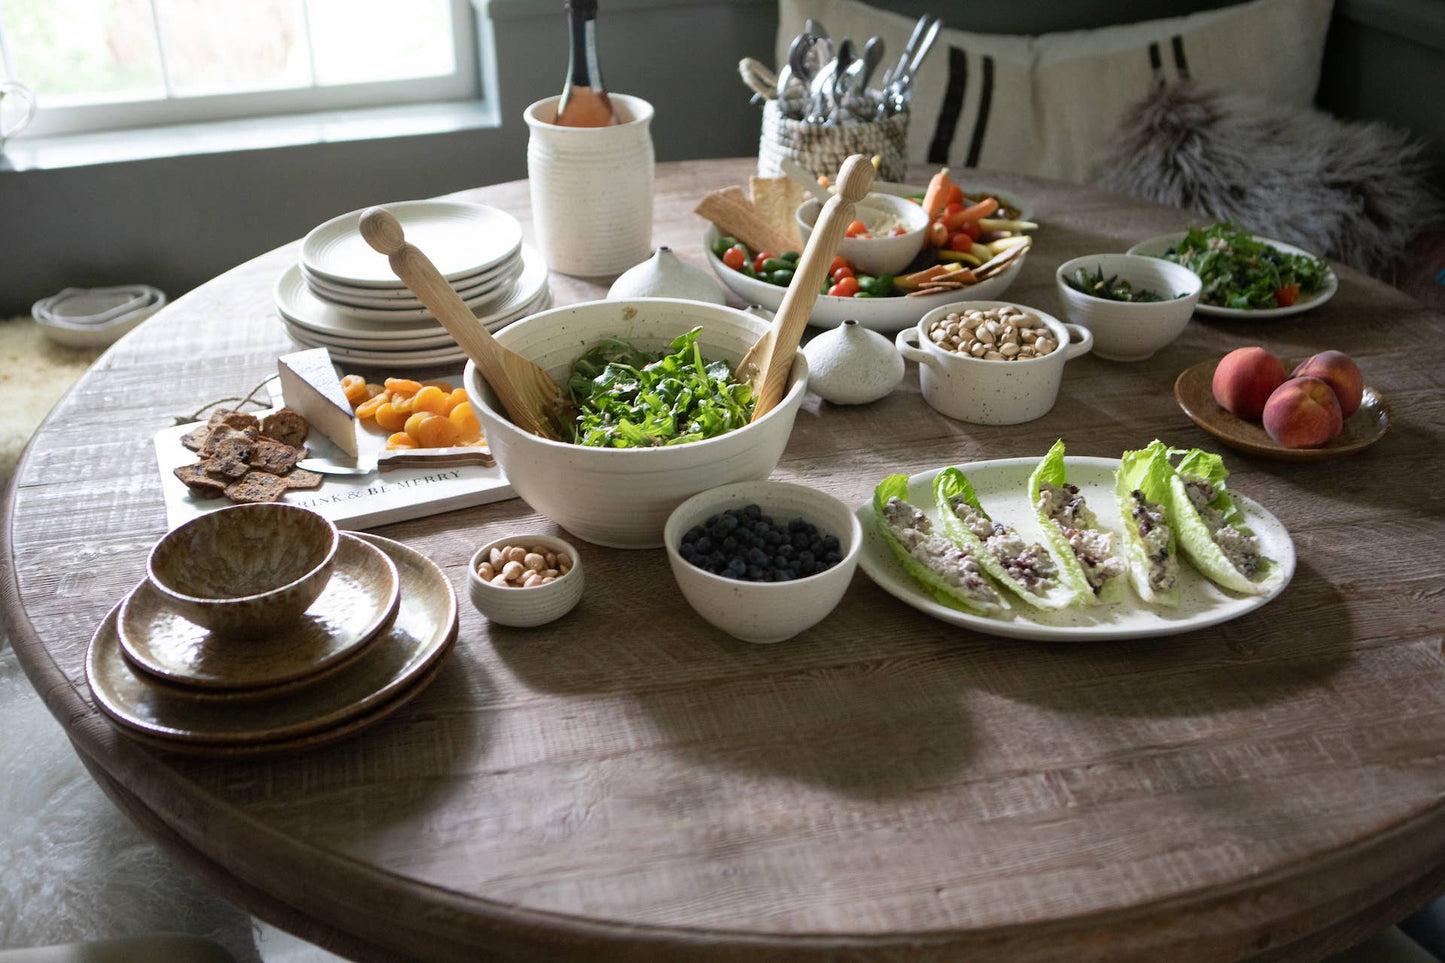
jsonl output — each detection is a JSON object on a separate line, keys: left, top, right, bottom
{"left": 555, "top": 0, "right": 619, "bottom": 127}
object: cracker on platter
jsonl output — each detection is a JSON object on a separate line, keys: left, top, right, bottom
{"left": 224, "top": 471, "right": 289, "bottom": 504}
{"left": 694, "top": 186, "right": 798, "bottom": 257}
{"left": 173, "top": 464, "right": 228, "bottom": 499}
{"left": 260, "top": 408, "right": 309, "bottom": 448}
{"left": 283, "top": 468, "right": 324, "bottom": 491}
{"left": 250, "top": 438, "right": 303, "bottom": 475}
{"left": 749, "top": 175, "right": 805, "bottom": 249}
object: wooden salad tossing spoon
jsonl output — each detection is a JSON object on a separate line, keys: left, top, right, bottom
{"left": 359, "top": 207, "right": 571, "bottom": 441}
{"left": 736, "top": 153, "right": 876, "bottom": 421}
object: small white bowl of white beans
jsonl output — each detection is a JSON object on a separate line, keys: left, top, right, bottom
{"left": 468, "top": 534, "right": 583, "bottom": 627}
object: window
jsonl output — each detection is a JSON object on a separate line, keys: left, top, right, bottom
{"left": 0, "top": 0, "right": 480, "bottom": 139}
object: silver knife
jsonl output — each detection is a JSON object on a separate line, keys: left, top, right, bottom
{"left": 297, "top": 447, "right": 495, "bottom": 476}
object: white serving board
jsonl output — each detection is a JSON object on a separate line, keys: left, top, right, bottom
{"left": 154, "top": 376, "right": 515, "bottom": 531}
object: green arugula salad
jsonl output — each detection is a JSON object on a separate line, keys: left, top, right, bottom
{"left": 1159, "top": 222, "right": 1329, "bottom": 310}
{"left": 564, "top": 328, "right": 754, "bottom": 448}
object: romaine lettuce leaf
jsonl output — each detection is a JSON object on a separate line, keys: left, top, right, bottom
{"left": 1164, "top": 447, "right": 1283, "bottom": 596}
{"left": 934, "top": 467, "right": 1082, "bottom": 610}
{"left": 1114, "top": 442, "right": 1180, "bottom": 606}
{"left": 872, "top": 475, "right": 1007, "bottom": 616}
{"left": 1026, "top": 440, "right": 1121, "bottom": 605}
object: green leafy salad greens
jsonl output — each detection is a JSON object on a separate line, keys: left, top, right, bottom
{"left": 564, "top": 327, "right": 755, "bottom": 447}
{"left": 1065, "top": 265, "right": 1176, "bottom": 303}
{"left": 1161, "top": 221, "right": 1328, "bottom": 310}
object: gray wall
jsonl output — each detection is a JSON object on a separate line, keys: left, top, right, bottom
{"left": 0, "top": 0, "right": 1440, "bottom": 318}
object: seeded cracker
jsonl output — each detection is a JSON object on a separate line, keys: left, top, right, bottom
{"left": 173, "top": 464, "right": 227, "bottom": 499}
{"left": 224, "top": 471, "right": 289, "bottom": 504}
{"left": 180, "top": 425, "right": 211, "bottom": 452}
{"left": 284, "top": 468, "right": 324, "bottom": 491}
{"left": 260, "top": 408, "right": 309, "bottom": 448}
{"left": 199, "top": 424, "right": 256, "bottom": 458}
{"left": 249, "top": 438, "right": 303, "bottom": 474}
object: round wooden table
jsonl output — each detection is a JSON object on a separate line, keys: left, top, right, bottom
{"left": 6, "top": 159, "right": 1445, "bottom": 963}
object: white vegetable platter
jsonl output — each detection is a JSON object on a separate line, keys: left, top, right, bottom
{"left": 1127, "top": 232, "right": 1338, "bottom": 320}
{"left": 703, "top": 225, "right": 1024, "bottom": 334}
{"left": 302, "top": 200, "right": 524, "bottom": 287}
{"left": 854, "top": 456, "right": 1295, "bottom": 641}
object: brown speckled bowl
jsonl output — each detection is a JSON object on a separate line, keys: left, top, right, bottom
{"left": 147, "top": 504, "right": 340, "bottom": 636}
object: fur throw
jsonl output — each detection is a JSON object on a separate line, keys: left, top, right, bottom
{"left": 0, "top": 642, "right": 261, "bottom": 961}
{"left": 1096, "top": 82, "right": 1443, "bottom": 276}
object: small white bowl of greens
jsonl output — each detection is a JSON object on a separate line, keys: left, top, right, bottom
{"left": 1055, "top": 254, "right": 1201, "bottom": 362}
{"left": 1128, "top": 222, "right": 1336, "bottom": 319}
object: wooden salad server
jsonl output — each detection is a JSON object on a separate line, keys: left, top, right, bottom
{"left": 359, "top": 207, "right": 571, "bottom": 441}
{"left": 736, "top": 153, "right": 875, "bottom": 421}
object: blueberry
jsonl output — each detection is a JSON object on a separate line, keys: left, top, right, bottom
{"left": 788, "top": 518, "right": 806, "bottom": 533}
{"left": 747, "top": 565, "right": 764, "bottom": 580}
{"left": 683, "top": 526, "right": 702, "bottom": 544}
{"left": 727, "top": 558, "right": 747, "bottom": 576}
{"left": 778, "top": 544, "right": 795, "bottom": 560}
{"left": 765, "top": 531, "right": 783, "bottom": 547}
{"left": 823, "top": 550, "right": 841, "bottom": 566}
{"left": 705, "top": 514, "right": 720, "bottom": 528}
{"left": 792, "top": 532, "right": 811, "bottom": 549}
{"left": 822, "top": 535, "right": 840, "bottom": 553}
{"left": 679, "top": 542, "right": 696, "bottom": 559}
{"left": 798, "top": 550, "right": 814, "bottom": 566}
{"left": 722, "top": 535, "right": 738, "bottom": 552}
{"left": 744, "top": 504, "right": 762, "bottom": 519}
{"left": 695, "top": 536, "right": 712, "bottom": 553}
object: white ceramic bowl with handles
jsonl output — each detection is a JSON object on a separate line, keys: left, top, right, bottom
{"left": 464, "top": 298, "right": 809, "bottom": 549}
{"left": 895, "top": 301, "right": 1092, "bottom": 425}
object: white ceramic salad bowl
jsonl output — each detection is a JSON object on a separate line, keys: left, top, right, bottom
{"left": 702, "top": 225, "right": 1024, "bottom": 334}
{"left": 463, "top": 298, "right": 809, "bottom": 549}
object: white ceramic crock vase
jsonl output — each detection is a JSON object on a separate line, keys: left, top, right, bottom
{"left": 803, "top": 319, "right": 905, "bottom": 404}
{"left": 525, "top": 94, "right": 655, "bottom": 277}
{"left": 607, "top": 246, "right": 726, "bottom": 303}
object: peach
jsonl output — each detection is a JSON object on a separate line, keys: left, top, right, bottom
{"left": 1263, "top": 376, "right": 1344, "bottom": 448}
{"left": 1291, "top": 350, "right": 1363, "bottom": 418}
{"left": 1212, "top": 347, "right": 1288, "bottom": 421}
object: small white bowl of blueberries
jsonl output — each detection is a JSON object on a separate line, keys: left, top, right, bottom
{"left": 663, "top": 481, "right": 862, "bottom": 644}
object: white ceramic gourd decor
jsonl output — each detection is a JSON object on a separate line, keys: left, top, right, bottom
{"left": 802, "top": 319, "right": 905, "bottom": 405}
{"left": 607, "top": 246, "right": 727, "bottom": 304}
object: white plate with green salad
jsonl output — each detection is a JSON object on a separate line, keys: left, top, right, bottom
{"left": 854, "top": 449, "right": 1295, "bottom": 641}
{"left": 1128, "top": 223, "right": 1337, "bottom": 319}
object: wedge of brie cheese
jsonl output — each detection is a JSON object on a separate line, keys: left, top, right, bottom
{"left": 277, "top": 347, "right": 358, "bottom": 457}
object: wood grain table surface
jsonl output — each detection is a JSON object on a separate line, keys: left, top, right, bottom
{"left": 5, "top": 158, "right": 1445, "bottom": 962}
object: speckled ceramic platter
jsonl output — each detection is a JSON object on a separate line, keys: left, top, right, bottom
{"left": 118, "top": 534, "right": 400, "bottom": 690}
{"left": 1174, "top": 360, "right": 1391, "bottom": 461}
{"left": 88, "top": 533, "right": 458, "bottom": 747}
{"left": 854, "top": 456, "right": 1295, "bottom": 641}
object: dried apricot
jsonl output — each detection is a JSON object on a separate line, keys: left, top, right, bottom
{"left": 354, "top": 391, "right": 389, "bottom": 420}
{"left": 403, "top": 411, "right": 436, "bottom": 439}
{"left": 421, "top": 379, "right": 453, "bottom": 393}
{"left": 373, "top": 402, "right": 409, "bottom": 432}
{"left": 412, "top": 385, "right": 449, "bottom": 414}
{"left": 385, "top": 432, "right": 418, "bottom": 450}
{"left": 384, "top": 377, "right": 422, "bottom": 396}
{"left": 443, "top": 387, "right": 468, "bottom": 415}
{"left": 341, "top": 374, "right": 369, "bottom": 405}
{"left": 449, "top": 401, "right": 480, "bottom": 438}
{"left": 413, "top": 413, "right": 460, "bottom": 448}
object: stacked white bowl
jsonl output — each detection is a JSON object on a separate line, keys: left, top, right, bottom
{"left": 275, "top": 200, "right": 551, "bottom": 368}
{"left": 33, "top": 285, "right": 167, "bottom": 348}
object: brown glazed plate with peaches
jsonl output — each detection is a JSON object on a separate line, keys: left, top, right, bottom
{"left": 1174, "top": 360, "right": 1391, "bottom": 461}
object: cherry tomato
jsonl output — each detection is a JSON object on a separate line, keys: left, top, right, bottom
{"left": 961, "top": 219, "right": 982, "bottom": 240}
{"left": 831, "top": 265, "right": 854, "bottom": 281}
{"left": 1274, "top": 283, "right": 1300, "bottom": 307}
{"left": 828, "top": 276, "right": 860, "bottom": 298}
{"left": 829, "top": 255, "right": 851, "bottom": 276}
{"left": 891, "top": 227, "right": 907, "bottom": 236}
{"left": 722, "top": 246, "right": 746, "bottom": 271}
{"left": 947, "top": 183, "right": 964, "bottom": 205}
{"left": 943, "top": 201, "right": 964, "bottom": 218}
{"left": 948, "top": 232, "right": 973, "bottom": 252}
{"left": 753, "top": 251, "right": 776, "bottom": 273}
{"left": 845, "top": 220, "right": 869, "bottom": 238}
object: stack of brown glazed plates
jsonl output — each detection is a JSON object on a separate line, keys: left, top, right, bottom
{"left": 86, "top": 533, "right": 457, "bottom": 756}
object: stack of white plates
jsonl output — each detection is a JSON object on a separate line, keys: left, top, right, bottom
{"left": 275, "top": 200, "right": 551, "bottom": 367}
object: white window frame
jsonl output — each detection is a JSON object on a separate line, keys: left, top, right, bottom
{"left": 0, "top": 0, "right": 482, "bottom": 140}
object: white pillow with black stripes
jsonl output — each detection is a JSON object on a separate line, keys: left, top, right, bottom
{"left": 776, "top": 0, "right": 1332, "bottom": 183}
